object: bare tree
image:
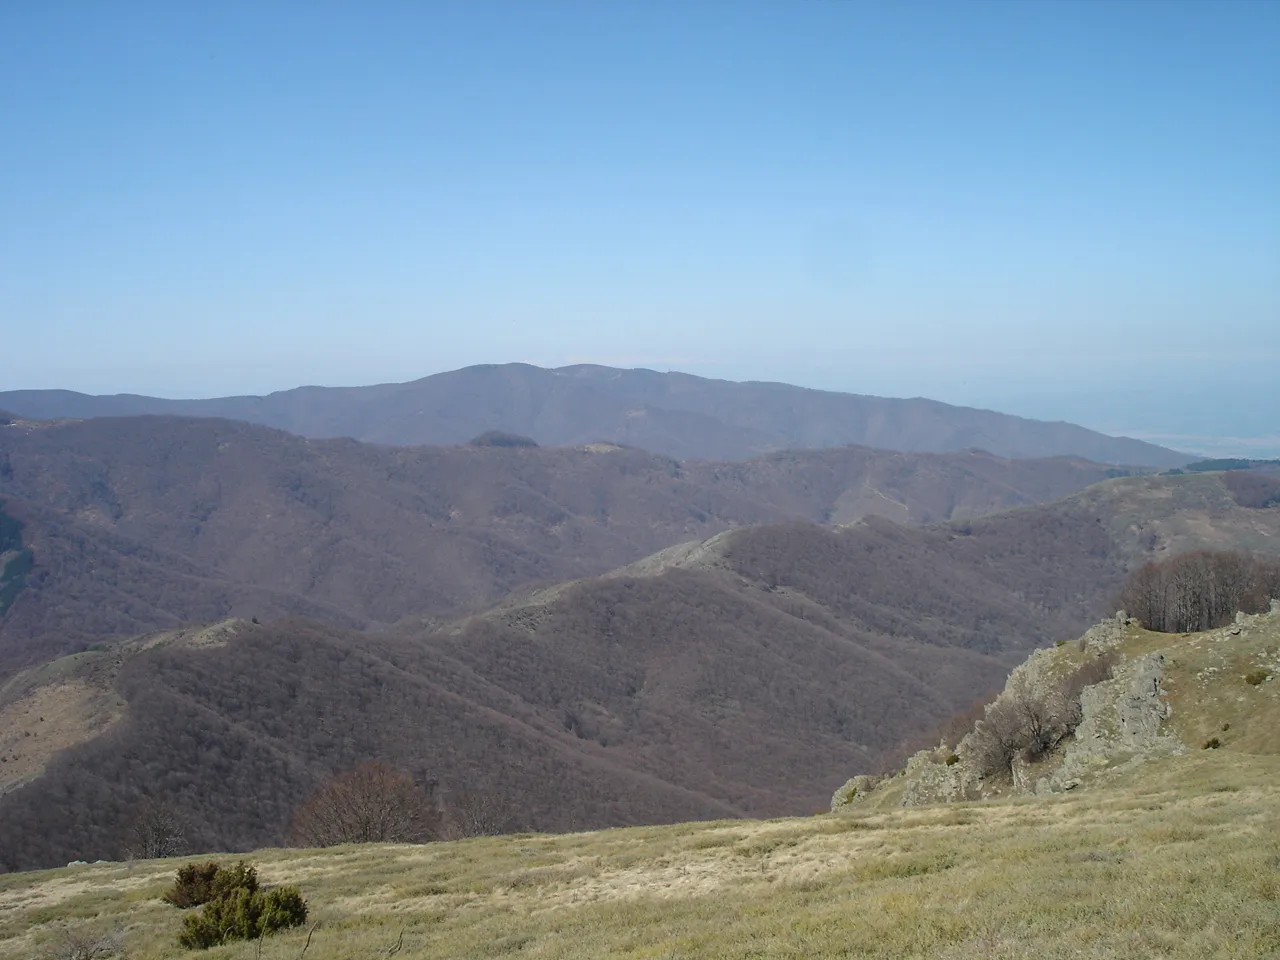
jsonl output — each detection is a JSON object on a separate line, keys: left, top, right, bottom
{"left": 290, "top": 762, "right": 440, "bottom": 847}
{"left": 127, "top": 796, "right": 186, "bottom": 860}
{"left": 444, "top": 789, "right": 515, "bottom": 839}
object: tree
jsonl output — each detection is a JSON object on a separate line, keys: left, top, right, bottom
{"left": 127, "top": 796, "right": 187, "bottom": 860}
{"left": 289, "top": 762, "right": 439, "bottom": 847}
{"left": 444, "top": 789, "right": 515, "bottom": 838}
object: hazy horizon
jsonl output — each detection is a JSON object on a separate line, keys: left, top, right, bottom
{"left": 3, "top": 2, "right": 1277, "bottom": 455}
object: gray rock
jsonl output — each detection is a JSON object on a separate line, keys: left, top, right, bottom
{"left": 830, "top": 774, "right": 883, "bottom": 810}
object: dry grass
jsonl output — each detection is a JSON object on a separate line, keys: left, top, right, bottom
{"left": 1121, "top": 615, "right": 1280, "bottom": 757}
{"left": 2, "top": 752, "right": 1277, "bottom": 959}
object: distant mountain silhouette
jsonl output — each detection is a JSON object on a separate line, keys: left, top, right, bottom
{"left": 0, "top": 363, "right": 1188, "bottom": 466}
{"left": 0, "top": 415, "right": 1123, "bottom": 676}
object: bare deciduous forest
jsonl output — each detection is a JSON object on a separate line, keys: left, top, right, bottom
{"left": 1119, "top": 550, "right": 1280, "bottom": 634}
{"left": 0, "top": 416, "right": 1124, "bottom": 677}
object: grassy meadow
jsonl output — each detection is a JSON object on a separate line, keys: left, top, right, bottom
{"left": 2, "top": 751, "right": 1277, "bottom": 959}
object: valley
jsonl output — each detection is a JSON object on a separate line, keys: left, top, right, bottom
{"left": 2, "top": 611, "right": 1276, "bottom": 958}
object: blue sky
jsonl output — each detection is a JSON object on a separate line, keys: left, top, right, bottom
{"left": 2, "top": 2, "right": 1278, "bottom": 453}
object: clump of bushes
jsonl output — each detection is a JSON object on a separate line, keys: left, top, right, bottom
{"left": 1203, "top": 737, "right": 1222, "bottom": 750}
{"left": 1244, "top": 669, "right": 1270, "bottom": 686}
{"left": 969, "top": 653, "right": 1118, "bottom": 778}
{"left": 1223, "top": 470, "right": 1280, "bottom": 509}
{"left": 178, "top": 887, "right": 308, "bottom": 950}
{"left": 162, "top": 860, "right": 306, "bottom": 950}
{"left": 163, "top": 861, "right": 224, "bottom": 908}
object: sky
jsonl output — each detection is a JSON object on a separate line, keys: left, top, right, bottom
{"left": 2, "top": 1, "right": 1278, "bottom": 454}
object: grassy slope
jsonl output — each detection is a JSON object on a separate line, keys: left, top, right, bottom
{"left": 0, "top": 754, "right": 1276, "bottom": 959}
{"left": 3, "top": 614, "right": 1279, "bottom": 959}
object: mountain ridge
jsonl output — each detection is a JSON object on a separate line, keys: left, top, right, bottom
{"left": 0, "top": 363, "right": 1189, "bottom": 466}
{"left": 0, "top": 414, "right": 1130, "bottom": 676}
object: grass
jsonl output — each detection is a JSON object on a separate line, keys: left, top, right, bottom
{"left": 1, "top": 752, "right": 1278, "bottom": 959}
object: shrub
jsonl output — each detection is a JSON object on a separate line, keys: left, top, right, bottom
{"left": 1244, "top": 669, "right": 1269, "bottom": 686}
{"left": 163, "top": 862, "right": 221, "bottom": 909}
{"left": 44, "top": 926, "right": 124, "bottom": 960}
{"left": 177, "top": 885, "right": 307, "bottom": 950}
{"left": 968, "top": 655, "right": 1116, "bottom": 778}
{"left": 1203, "top": 738, "right": 1222, "bottom": 750}
{"left": 163, "top": 861, "right": 257, "bottom": 909}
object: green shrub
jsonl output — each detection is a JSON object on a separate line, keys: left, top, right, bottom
{"left": 1244, "top": 669, "right": 1269, "bottom": 686}
{"left": 177, "top": 885, "right": 307, "bottom": 950}
{"left": 163, "top": 861, "right": 221, "bottom": 908}
{"left": 1203, "top": 738, "right": 1222, "bottom": 750}
{"left": 210, "top": 861, "right": 258, "bottom": 901}
{"left": 944, "top": 753, "right": 960, "bottom": 766}
{"left": 163, "top": 860, "right": 257, "bottom": 909}
{"left": 258, "top": 887, "right": 309, "bottom": 931}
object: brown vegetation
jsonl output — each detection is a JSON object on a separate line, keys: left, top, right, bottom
{"left": 968, "top": 654, "right": 1117, "bottom": 777}
{"left": 290, "top": 763, "right": 440, "bottom": 847}
{"left": 127, "top": 798, "right": 186, "bottom": 861}
{"left": 0, "top": 417, "right": 1123, "bottom": 677}
{"left": 1119, "top": 550, "right": 1280, "bottom": 633}
{"left": 0, "top": 503, "right": 1139, "bottom": 872}
{"left": 1223, "top": 470, "right": 1280, "bottom": 509}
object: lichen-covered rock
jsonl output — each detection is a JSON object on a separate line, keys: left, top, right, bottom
{"left": 830, "top": 774, "right": 881, "bottom": 811}
{"left": 1036, "top": 651, "right": 1185, "bottom": 794}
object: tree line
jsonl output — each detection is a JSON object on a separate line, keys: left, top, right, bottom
{"left": 1119, "top": 549, "right": 1280, "bottom": 634}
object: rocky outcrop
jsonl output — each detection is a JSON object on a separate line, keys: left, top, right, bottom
{"left": 832, "top": 612, "right": 1203, "bottom": 811}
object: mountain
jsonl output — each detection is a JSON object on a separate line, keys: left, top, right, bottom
{"left": 0, "top": 415, "right": 1124, "bottom": 675}
{"left": 3, "top": 471, "right": 1278, "bottom": 871}
{"left": 0, "top": 363, "right": 1189, "bottom": 466}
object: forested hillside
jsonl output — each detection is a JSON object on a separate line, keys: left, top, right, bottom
{"left": 0, "top": 415, "right": 1121, "bottom": 676}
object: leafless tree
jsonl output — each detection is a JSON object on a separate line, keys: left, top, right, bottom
{"left": 290, "top": 763, "right": 440, "bottom": 847}
{"left": 127, "top": 796, "right": 186, "bottom": 860}
{"left": 444, "top": 789, "right": 514, "bottom": 838}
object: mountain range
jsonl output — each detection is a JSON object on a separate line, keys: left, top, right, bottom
{"left": 0, "top": 363, "right": 1189, "bottom": 466}
{"left": 0, "top": 414, "right": 1127, "bottom": 676}
{"left": 2, "top": 459, "right": 1278, "bottom": 870}
{"left": 0, "top": 379, "right": 1271, "bottom": 874}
